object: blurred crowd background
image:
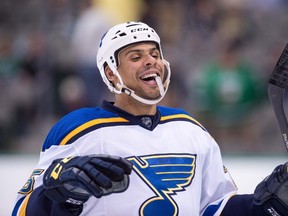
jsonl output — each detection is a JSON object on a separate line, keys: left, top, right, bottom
{"left": 1, "top": 0, "right": 288, "bottom": 155}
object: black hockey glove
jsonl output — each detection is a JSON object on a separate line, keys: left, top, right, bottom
{"left": 253, "top": 162, "right": 288, "bottom": 216}
{"left": 43, "top": 154, "right": 133, "bottom": 205}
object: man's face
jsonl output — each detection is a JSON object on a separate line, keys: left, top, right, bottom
{"left": 117, "top": 42, "right": 165, "bottom": 100}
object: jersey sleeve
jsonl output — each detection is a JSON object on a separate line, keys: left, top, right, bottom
{"left": 11, "top": 112, "right": 85, "bottom": 215}
{"left": 199, "top": 135, "right": 265, "bottom": 216}
{"left": 11, "top": 145, "right": 80, "bottom": 215}
{"left": 11, "top": 107, "right": 115, "bottom": 215}
{"left": 200, "top": 135, "right": 238, "bottom": 215}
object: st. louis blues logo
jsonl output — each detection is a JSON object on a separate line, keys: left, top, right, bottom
{"left": 127, "top": 154, "right": 197, "bottom": 216}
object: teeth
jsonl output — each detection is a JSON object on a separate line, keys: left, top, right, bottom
{"left": 141, "top": 73, "right": 157, "bottom": 79}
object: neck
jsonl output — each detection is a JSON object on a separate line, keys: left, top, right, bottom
{"left": 114, "top": 95, "right": 157, "bottom": 116}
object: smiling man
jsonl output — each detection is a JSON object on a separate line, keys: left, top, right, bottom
{"left": 106, "top": 42, "right": 166, "bottom": 115}
{"left": 12, "top": 21, "right": 288, "bottom": 216}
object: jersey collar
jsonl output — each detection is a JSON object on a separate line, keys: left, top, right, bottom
{"left": 101, "top": 100, "right": 161, "bottom": 131}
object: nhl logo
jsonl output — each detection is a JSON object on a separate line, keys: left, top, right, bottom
{"left": 141, "top": 117, "right": 152, "bottom": 127}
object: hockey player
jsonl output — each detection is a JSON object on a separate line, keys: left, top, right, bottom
{"left": 12, "top": 21, "right": 288, "bottom": 216}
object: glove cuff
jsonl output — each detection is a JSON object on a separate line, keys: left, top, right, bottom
{"left": 254, "top": 197, "right": 288, "bottom": 216}
{"left": 44, "top": 187, "right": 89, "bottom": 205}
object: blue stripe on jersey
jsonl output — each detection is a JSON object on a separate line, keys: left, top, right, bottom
{"left": 42, "top": 107, "right": 121, "bottom": 151}
{"left": 202, "top": 200, "right": 223, "bottom": 216}
{"left": 12, "top": 196, "right": 25, "bottom": 216}
{"left": 158, "top": 106, "right": 206, "bottom": 131}
{"left": 59, "top": 116, "right": 130, "bottom": 146}
{"left": 157, "top": 106, "right": 190, "bottom": 116}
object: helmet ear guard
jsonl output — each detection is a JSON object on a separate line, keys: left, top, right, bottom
{"left": 96, "top": 21, "right": 171, "bottom": 105}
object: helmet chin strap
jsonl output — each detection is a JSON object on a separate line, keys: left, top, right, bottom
{"left": 116, "top": 76, "right": 169, "bottom": 105}
{"left": 110, "top": 59, "right": 171, "bottom": 105}
{"left": 155, "top": 76, "right": 165, "bottom": 96}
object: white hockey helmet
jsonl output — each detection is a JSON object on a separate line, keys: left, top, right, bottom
{"left": 96, "top": 21, "right": 171, "bottom": 105}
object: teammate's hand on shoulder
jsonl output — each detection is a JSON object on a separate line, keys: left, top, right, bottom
{"left": 253, "top": 162, "right": 288, "bottom": 216}
{"left": 43, "top": 154, "right": 133, "bottom": 205}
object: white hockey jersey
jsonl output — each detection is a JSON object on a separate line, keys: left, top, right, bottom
{"left": 13, "top": 101, "right": 237, "bottom": 216}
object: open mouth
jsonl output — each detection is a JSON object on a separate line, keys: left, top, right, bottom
{"left": 140, "top": 73, "right": 158, "bottom": 83}
{"left": 139, "top": 72, "right": 165, "bottom": 96}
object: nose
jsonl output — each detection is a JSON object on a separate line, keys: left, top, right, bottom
{"left": 143, "top": 54, "right": 156, "bottom": 66}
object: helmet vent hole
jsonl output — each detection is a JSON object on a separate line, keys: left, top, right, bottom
{"left": 119, "top": 33, "right": 127, "bottom": 37}
{"left": 148, "top": 35, "right": 151, "bottom": 37}
{"left": 133, "top": 36, "right": 137, "bottom": 39}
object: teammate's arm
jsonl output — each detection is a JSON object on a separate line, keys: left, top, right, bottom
{"left": 25, "top": 186, "right": 83, "bottom": 216}
{"left": 222, "top": 162, "right": 288, "bottom": 216}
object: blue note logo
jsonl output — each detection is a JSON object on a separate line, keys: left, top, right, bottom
{"left": 128, "top": 154, "right": 197, "bottom": 216}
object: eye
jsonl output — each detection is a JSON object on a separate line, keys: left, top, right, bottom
{"left": 130, "top": 54, "right": 141, "bottom": 61}
{"left": 152, "top": 54, "right": 159, "bottom": 59}
{"left": 151, "top": 51, "right": 160, "bottom": 59}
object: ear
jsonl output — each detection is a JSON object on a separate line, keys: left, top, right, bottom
{"left": 104, "top": 66, "right": 119, "bottom": 89}
{"left": 105, "top": 66, "right": 115, "bottom": 82}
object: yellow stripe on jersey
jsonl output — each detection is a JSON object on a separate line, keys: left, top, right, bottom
{"left": 161, "top": 114, "right": 205, "bottom": 129}
{"left": 19, "top": 193, "right": 32, "bottom": 216}
{"left": 60, "top": 117, "right": 129, "bottom": 145}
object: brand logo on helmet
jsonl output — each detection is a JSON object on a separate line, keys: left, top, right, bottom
{"left": 131, "top": 28, "right": 149, "bottom": 33}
